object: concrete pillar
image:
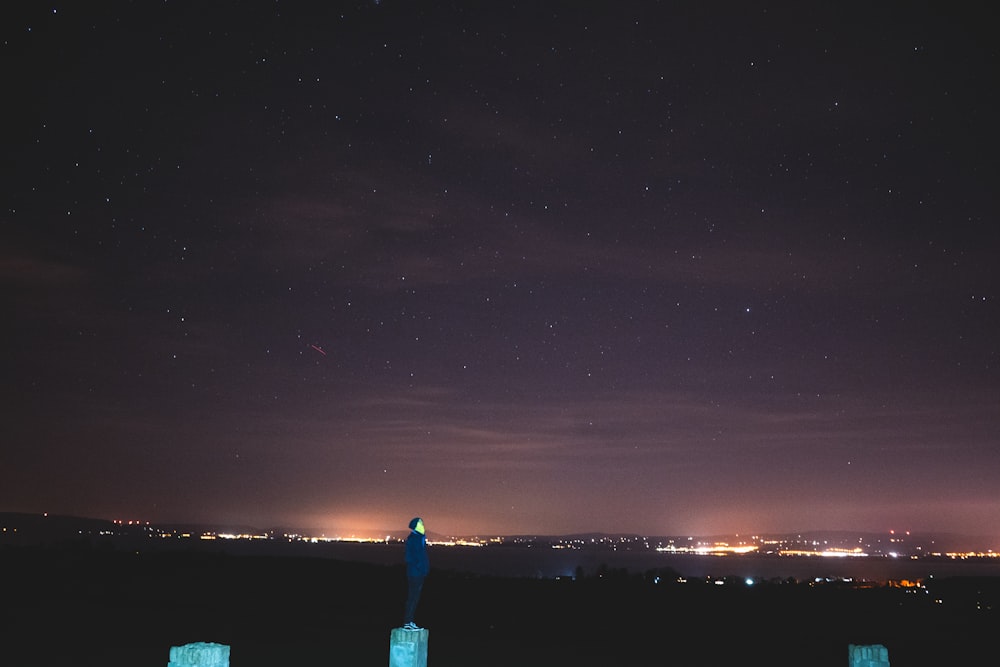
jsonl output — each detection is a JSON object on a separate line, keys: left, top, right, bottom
{"left": 389, "top": 627, "right": 429, "bottom": 667}
{"left": 848, "top": 644, "right": 889, "bottom": 667}
{"left": 167, "top": 642, "right": 230, "bottom": 667}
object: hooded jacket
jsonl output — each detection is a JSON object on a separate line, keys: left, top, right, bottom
{"left": 405, "top": 517, "right": 429, "bottom": 577}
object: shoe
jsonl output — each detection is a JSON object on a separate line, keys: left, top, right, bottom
{"left": 403, "top": 622, "right": 422, "bottom": 630}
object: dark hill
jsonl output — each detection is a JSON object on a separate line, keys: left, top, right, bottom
{"left": 0, "top": 543, "right": 994, "bottom": 666}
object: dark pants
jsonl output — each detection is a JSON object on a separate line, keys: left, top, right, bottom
{"left": 404, "top": 574, "right": 425, "bottom": 624}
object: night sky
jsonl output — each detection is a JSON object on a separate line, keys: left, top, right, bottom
{"left": 3, "top": 2, "right": 998, "bottom": 540}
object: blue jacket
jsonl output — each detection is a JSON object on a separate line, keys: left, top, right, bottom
{"left": 405, "top": 531, "right": 429, "bottom": 577}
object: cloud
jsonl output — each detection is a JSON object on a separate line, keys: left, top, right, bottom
{"left": 0, "top": 249, "right": 90, "bottom": 288}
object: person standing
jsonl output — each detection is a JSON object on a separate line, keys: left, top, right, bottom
{"left": 403, "top": 516, "right": 429, "bottom": 630}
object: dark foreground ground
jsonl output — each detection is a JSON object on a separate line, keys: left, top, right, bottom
{"left": 1, "top": 544, "right": 996, "bottom": 666}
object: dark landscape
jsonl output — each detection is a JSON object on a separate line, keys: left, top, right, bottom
{"left": 2, "top": 538, "right": 996, "bottom": 667}
{"left": 5, "top": 5, "right": 999, "bottom": 664}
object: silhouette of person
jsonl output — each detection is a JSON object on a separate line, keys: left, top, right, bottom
{"left": 403, "top": 516, "right": 429, "bottom": 630}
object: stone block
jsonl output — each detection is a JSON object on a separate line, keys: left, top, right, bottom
{"left": 168, "top": 642, "right": 230, "bottom": 667}
{"left": 389, "top": 627, "right": 429, "bottom": 667}
{"left": 848, "top": 643, "right": 890, "bottom": 667}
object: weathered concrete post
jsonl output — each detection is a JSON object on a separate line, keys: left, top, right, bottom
{"left": 848, "top": 644, "right": 890, "bottom": 667}
{"left": 389, "top": 627, "right": 429, "bottom": 667}
{"left": 167, "top": 642, "right": 230, "bottom": 667}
